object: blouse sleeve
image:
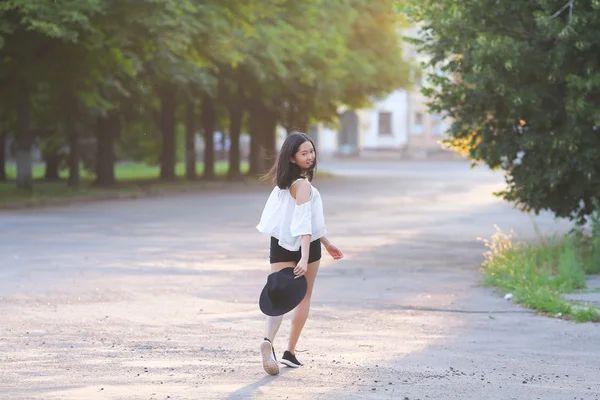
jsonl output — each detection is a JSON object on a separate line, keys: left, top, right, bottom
{"left": 290, "top": 201, "right": 312, "bottom": 237}
{"left": 256, "top": 187, "right": 280, "bottom": 233}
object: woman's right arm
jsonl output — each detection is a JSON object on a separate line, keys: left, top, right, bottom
{"left": 291, "top": 180, "right": 312, "bottom": 278}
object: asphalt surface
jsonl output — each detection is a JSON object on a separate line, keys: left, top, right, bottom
{"left": 1, "top": 159, "right": 598, "bottom": 400}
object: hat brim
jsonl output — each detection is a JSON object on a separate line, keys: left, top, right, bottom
{"left": 259, "top": 268, "right": 308, "bottom": 317}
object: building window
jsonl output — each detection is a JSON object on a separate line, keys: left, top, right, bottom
{"left": 378, "top": 112, "right": 392, "bottom": 136}
{"left": 413, "top": 112, "right": 423, "bottom": 135}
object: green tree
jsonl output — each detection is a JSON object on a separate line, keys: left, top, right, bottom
{"left": 406, "top": 0, "right": 600, "bottom": 222}
{"left": 237, "top": 0, "right": 409, "bottom": 174}
{"left": 0, "top": 0, "right": 135, "bottom": 188}
{"left": 0, "top": 0, "right": 100, "bottom": 189}
{"left": 1, "top": 0, "right": 410, "bottom": 189}
{"left": 131, "top": 0, "right": 278, "bottom": 181}
{"left": 214, "top": 66, "right": 246, "bottom": 180}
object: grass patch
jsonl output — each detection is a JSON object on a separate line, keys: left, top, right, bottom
{"left": 0, "top": 161, "right": 249, "bottom": 206}
{"left": 4, "top": 162, "right": 333, "bottom": 181}
{"left": 0, "top": 161, "right": 334, "bottom": 206}
{"left": 4, "top": 161, "right": 249, "bottom": 181}
{"left": 479, "top": 225, "right": 600, "bottom": 323}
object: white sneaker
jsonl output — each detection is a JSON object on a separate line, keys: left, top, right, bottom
{"left": 260, "top": 339, "right": 279, "bottom": 375}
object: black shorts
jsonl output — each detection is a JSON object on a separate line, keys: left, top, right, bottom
{"left": 269, "top": 236, "right": 322, "bottom": 264}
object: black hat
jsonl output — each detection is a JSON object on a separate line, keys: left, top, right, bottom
{"left": 259, "top": 267, "right": 307, "bottom": 316}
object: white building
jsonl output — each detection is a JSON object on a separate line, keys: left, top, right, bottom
{"left": 301, "top": 89, "right": 450, "bottom": 159}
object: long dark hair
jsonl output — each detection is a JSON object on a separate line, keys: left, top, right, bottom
{"left": 262, "top": 131, "right": 317, "bottom": 189}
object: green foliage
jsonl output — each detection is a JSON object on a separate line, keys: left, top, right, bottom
{"left": 405, "top": 0, "right": 600, "bottom": 223}
{"left": 479, "top": 225, "right": 600, "bottom": 323}
{"left": 572, "top": 305, "right": 600, "bottom": 323}
{"left": 0, "top": 0, "right": 104, "bottom": 42}
{"left": 341, "top": 0, "right": 411, "bottom": 108}
{"left": 119, "top": 121, "right": 161, "bottom": 164}
{"left": 231, "top": 0, "right": 410, "bottom": 128}
{"left": 1, "top": 0, "right": 409, "bottom": 189}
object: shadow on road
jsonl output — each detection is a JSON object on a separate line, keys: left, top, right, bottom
{"left": 225, "top": 368, "right": 293, "bottom": 399}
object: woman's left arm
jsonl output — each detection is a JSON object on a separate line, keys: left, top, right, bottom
{"left": 321, "top": 236, "right": 344, "bottom": 260}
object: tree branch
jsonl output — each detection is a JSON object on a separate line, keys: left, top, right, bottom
{"left": 547, "top": 0, "right": 575, "bottom": 35}
{"left": 548, "top": 0, "right": 574, "bottom": 22}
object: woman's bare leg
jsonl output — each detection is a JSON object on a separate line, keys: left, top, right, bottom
{"left": 261, "top": 261, "right": 296, "bottom": 375}
{"left": 287, "top": 260, "right": 320, "bottom": 354}
{"left": 264, "top": 315, "right": 283, "bottom": 342}
{"left": 264, "top": 261, "right": 295, "bottom": 343}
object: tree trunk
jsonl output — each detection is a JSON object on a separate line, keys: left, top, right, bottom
{"left": 228, "top": 101, "right": 243, "bottom": 180}
{"left": 284, "top": 102, "right": 309, "bottom": 135}
{"left": 159, "top": 82, "right": 177, "bottom": 181}
{"left": 249, "top": 101, "right": 279, "bottom": 175}
{"left": 248, "top": 101, "right": 266, "bottom": 176}
{"left": 67, "top": 120, "right": 80, "bottom": 188}
{"left": 16, "top": 94, "right": 33, "bottom": 190}
{"left": 284, "top": 104, "right": 297, "bottom": 134}
{"left": 0, "top": 131, "right": 6, "bottom": 182}
{"left": 263, "top": 109, "right": 279, "bottom": 172}
{"left": 185, "top": 98, "right": 197, "bottom": 180}
{"left": 201, "top": 96, "right": 216, "bottom": 180}
{"left": 220, "top": 132, "right": 227, "bottom": 162}
{"left": 60, "top": 93, "right": 81, "bottom": 188}
{"left": 296, "top": 110, "right": 309, "bottom": 135}
{"left": 95, "top": 114, "right": 117, "bottom": 186}
{"left": 44, "top": 153, "right": 61, "bottom": 181}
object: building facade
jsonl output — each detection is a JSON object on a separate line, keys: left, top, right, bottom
{"left": 304, "top": 88, "right": 450, "bottom": 159}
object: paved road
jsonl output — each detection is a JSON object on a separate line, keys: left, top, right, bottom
{"left": 1, "top": 160, "right": 598, "bottom": 400}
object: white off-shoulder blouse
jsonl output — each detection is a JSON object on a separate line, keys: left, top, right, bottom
{"left": 256, "top": 178, "right": 327, "bottom": 251}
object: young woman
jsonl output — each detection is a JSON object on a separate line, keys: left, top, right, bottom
{"left": 256, "top": 131, "right": 344, "bottom": 375}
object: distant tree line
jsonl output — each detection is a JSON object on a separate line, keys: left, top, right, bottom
{"left": 0, "top": 0, "right": 409, "bottom": 189}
